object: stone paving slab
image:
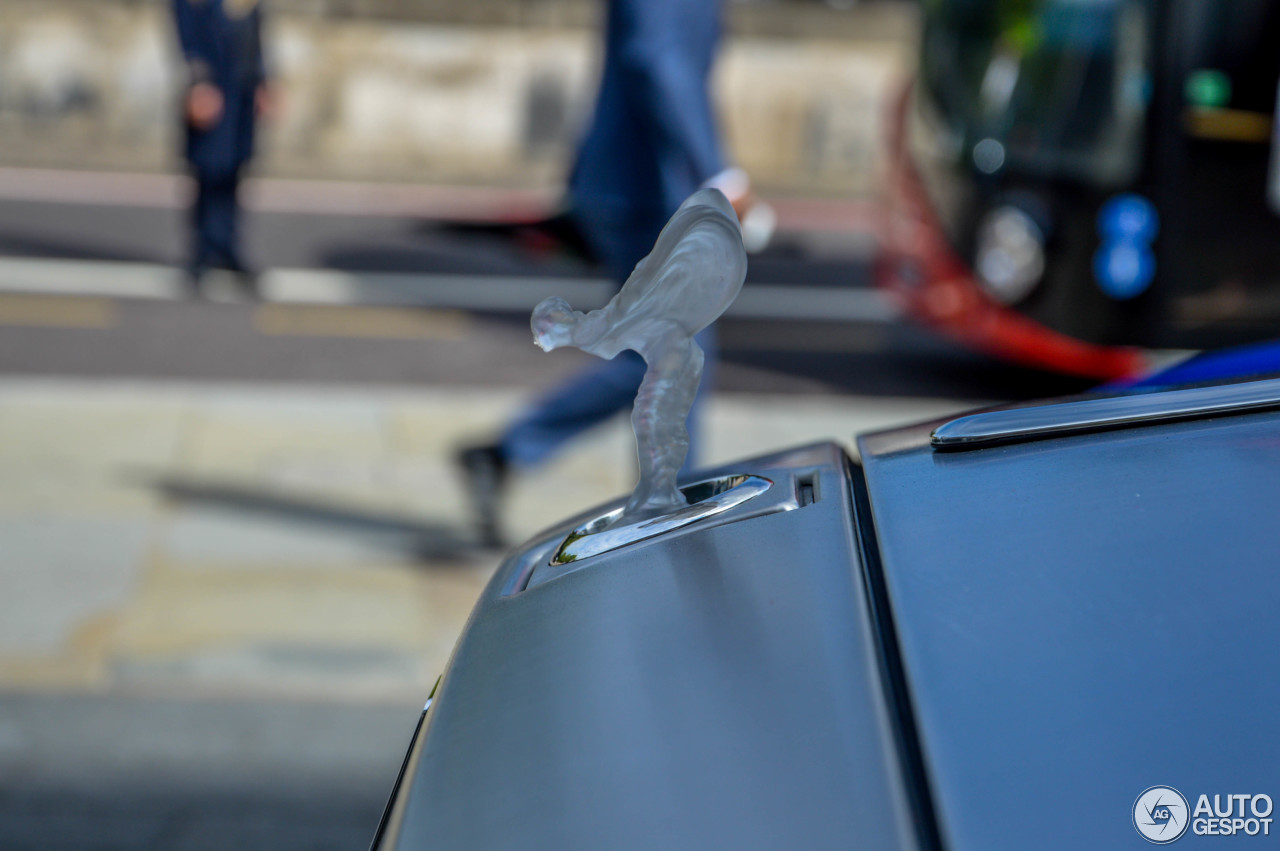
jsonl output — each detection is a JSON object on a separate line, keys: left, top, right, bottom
{"left": 0, "top": 378, "right": 971, "bottom": 703}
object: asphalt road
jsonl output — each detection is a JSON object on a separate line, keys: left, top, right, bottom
{"left": 0, "top": 195, "right": 1093, "bottom": 402}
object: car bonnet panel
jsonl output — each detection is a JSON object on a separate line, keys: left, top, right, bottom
{"left": 859, "top": 409, "right": 1280, "bottom": 850}
{"left": 380, "top": 442, "right": 920, "bottom": 850}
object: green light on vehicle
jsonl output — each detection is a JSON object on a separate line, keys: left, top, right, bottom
{"left": 1186, "top": 69, "right": 1232, "bottom": 108}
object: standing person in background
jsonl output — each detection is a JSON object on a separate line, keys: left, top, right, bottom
{"left": 173, "top": 0, "right": 269, "bottom": 295}
{"left": 458, "top": 0, "right": 773, "bottom": 548}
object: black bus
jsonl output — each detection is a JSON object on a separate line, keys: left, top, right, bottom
{"left": 881, "top": 0, "right": 1280, "bottom": 379}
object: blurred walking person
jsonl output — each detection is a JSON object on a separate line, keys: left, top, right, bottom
{"left": 173, "top": 0, "right": 268, "bottom": 294}
{"left": 459, "top": 0, "right": 771, "bottom": 547}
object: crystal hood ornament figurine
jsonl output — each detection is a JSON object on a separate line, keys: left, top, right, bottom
{"left": 531, "top": 188, "right": 748, "bottom": 523}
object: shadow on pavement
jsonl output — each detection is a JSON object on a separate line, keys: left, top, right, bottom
{"left": 146, "top": 475, "right": 483, "bottom": 562}
{"left": 0, "top": 232, "right": 160, "bottom": 264}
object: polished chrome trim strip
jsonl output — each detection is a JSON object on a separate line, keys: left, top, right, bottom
{"left": 932, "top": 378, "right": 1280, "bottom": 449}
{"left": 550, "top": 475, "right": 773, "bottom": 565}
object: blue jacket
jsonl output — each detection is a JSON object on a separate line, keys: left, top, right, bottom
{"left": 173, "top": 0, "right": 265, "bottom": 179}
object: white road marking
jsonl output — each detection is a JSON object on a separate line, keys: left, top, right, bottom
{"left": 0, "top": 256, "right": 186, "bottom": 299}
{"left": 0, "top": 256, "right": 902, "bottom": 324}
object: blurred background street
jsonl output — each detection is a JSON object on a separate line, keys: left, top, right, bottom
{"left": 0, "top": 0, "right": 1124, "bottom": 847}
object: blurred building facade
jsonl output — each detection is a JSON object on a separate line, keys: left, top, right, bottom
{"left": 0, "top": 0, "right": 914, "bottom": 196}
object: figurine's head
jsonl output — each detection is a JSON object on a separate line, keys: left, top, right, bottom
{"left": 531, "top": 296, "right": 578, "bottom": 351}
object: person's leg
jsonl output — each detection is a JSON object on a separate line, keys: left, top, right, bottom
{"left": 190, "top": 172, "right": 213, "bottom": 277}
{"left": 500, "top": 350, "right": 647, "bottom": 468}
{"left": 458, "top": 350, "right": 644, "bottom": 548}
{"left": 202, "top": 173, "right": 242, "bottom": 271}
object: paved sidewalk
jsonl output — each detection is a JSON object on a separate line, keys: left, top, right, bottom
{"left": 0, "top": 378, "right": 968, "bottom": 703}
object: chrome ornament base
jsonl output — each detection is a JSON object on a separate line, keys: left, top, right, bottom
{"left": 550, "top": 474, "right": 772, "bottom": 565}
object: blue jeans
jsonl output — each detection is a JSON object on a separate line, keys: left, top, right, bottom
{"left": 190, "top": 171, "right": 244, "bottom": 272}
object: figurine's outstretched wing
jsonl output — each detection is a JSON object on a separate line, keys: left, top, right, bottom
{"left": 612, "top": 188, "right": 747, "bottom": 337}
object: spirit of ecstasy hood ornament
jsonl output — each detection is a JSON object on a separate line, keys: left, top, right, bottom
{"left": 531, "top": 188, "right": 748, "bottom": 523}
